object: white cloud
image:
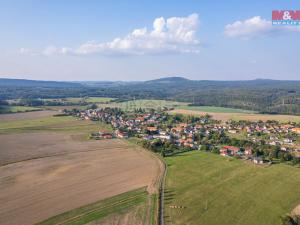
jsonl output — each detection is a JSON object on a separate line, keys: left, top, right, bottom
{"left": 22, "top": 13, "right": 200, "bottom": 56}
{"left": 43, "top": 46, "right": 60, "bottom": 56}
{"left": 224, "top": 16, "right": 300, "bottom": 39}
{"left": 19, "top": 48, "right": 31, "bottom": 54}
{"left": 19, "top": 47, "right": 39, "bottom": 56}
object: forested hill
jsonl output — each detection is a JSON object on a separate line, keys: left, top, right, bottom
{"left": 1, "top": 76, "right": 300, "bottom": 115}
{"left": 107, "top": 77, "right": 300, "bottom": 115}
{"left": 0, "top": 78, "right": 83, "bottom": 88}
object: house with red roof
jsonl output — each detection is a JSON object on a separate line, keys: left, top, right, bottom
{"left": 220, "top": 146, "right": 241, "bottom": 156}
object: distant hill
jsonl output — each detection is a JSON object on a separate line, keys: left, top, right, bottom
{"left": 79, "top": 81, "right": 141, "bottom": 87}
{"left": 112, "top": 77, "right": 300, "bottom": 93}
{"left": 144, "top": 77, "right": 300, "bottom": 89}
{"left": 145, "top": 76, "right": 190, "bottom": 84}
{"left": 1, "top": 76, "right": 300, "bottom": 115}
{"left": 2, "top": 76, "right": 299, "bottom": 89}
{"left": 0, "top": 78, "right": 83, "bottom": 88}
{"left": 106, "top": 77, "right": 300, "bottom": 115}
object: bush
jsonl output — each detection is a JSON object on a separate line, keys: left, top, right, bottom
{"left": 281, "top": 214, "right": 300, "bottom": 225}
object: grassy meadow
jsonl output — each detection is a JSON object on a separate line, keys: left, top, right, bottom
{"left": 85, "top": 97, "right": 115, "bottom": 103}
{"left": 0, "top": 106, "right": 40, "bottom": 114}
{"left": 97, "top": 99, "right": 188, "bottom": 111}
{"left": 171, "top": 108, "right": 300, "bottom": 123}
{"left": 41, "top": 97, "right": 115, "bottom": 104}
{"left": 177, "top": 105, "right": 256, "bottom": 113}
{"left": 164, "top": 151, "right": 300, "bottom": 225}
{"left": 0, "top": 114, "right": 111, "bottom": 134}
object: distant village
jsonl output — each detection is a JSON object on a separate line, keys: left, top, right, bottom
{"left": 68, "top": 107, "right": 300, "bottom": 166}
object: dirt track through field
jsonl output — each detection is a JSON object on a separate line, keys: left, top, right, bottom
{"left": 0, "top": 134, "right": 162, "bottom": 225}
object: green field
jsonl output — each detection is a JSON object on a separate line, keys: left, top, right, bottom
{"left": 35, "top": 188, "right": 149, "bottom": 225}
{"left": 85, "top": 97, "right": 115, "bottom": 103}
{"left": 0, "top": 115, "right": 111, "bottom": 134}
{"left": 164, "top": 151, "right": 300, "bottom": 225}
{"left": 41, "top": 97, "right": 114, "bottom": 103}
{"left": 177, "top": 105, "right": 256, "bottom": 113}
{"left": 0, "top": 106, "right": 40, "bottom": 114}
{"left": 98, "top": 99, "right": 188, "bottom": 111}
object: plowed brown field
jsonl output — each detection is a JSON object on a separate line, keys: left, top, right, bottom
{"left": 0, "top": 132, "right": 161, "bottom": 225}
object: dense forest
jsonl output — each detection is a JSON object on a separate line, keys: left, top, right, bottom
{"left": 1, "top": 77, "right": 300, "bottom": 115}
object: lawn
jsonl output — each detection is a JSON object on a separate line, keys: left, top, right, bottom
{"left": 0, "top": 106, "right": 40, "bottom": 114}
{"left": 164, "top": 151, "right": 300, "bottom": 225}
{"left": 35, "top": 187, "right": 150, "bottom": 225}
{"left": 177, "top": 105, "right": 256, "bottom": 113}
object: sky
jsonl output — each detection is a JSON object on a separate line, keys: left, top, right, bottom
{"left": 0, "top": 0, "right": 299, "bottom": 81}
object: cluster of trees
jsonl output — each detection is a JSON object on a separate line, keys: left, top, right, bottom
{"left": 0, "top": 100, "right": 8, "bottom": 106}
{"left": 0, "top": 100, "right": 9, "bottom": 113}
{"left": 139, "top": 139, "right": 188, "bottom": 156}
{"left": 3, "top": 98, "right": 100, "bottom": 108}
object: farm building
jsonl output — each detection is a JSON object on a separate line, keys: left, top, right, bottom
{"left": 135, "top": 116, "right": 145, "bottom": 122}
{"left": 292, "top": 128, "right": 300, "bottom": 134}
{"left": 101, "top": 133, "right": 113, "bottom": 139}
{"left": 115, "top": 130, "right": 129, "bottom": 138}
{"left": 147, "top": 126, "right": 158, "bottom": 134}
{"left": 244, "top": 148, "right": 253, "bottom": 157}
{"left": 98, "top": 132, "right": 114, "bottom": 139}
{"left": 253, "top": 157, "right": 264, "bottom": 164}
{"left": 220, "top": 146, "right": 241, "bottom": 156}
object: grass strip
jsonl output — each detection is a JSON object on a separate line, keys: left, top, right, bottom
{"left": 35, "top": 187, "right": 148, "bottom": 225}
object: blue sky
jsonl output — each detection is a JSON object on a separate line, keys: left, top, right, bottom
{"left": 0, "top": 0, "right": 299, "bottom": 81}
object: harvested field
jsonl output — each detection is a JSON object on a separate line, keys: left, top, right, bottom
{"left": 0, "top": 114, "right": 110, "bottom": 135}
{"left": 0, "top": 134, "right": 162, "bottom": 225}
{"left": 171, "top": 109, "right": 300, "bottom": 123}
{"left": 38, "top": 187, "right": 150, "bottom": 225}
{"left": 0, "top": 110, "right": 56, "bottom": 122}
{"left": 0, "top": 133, "right": 102, "bottom": 166}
